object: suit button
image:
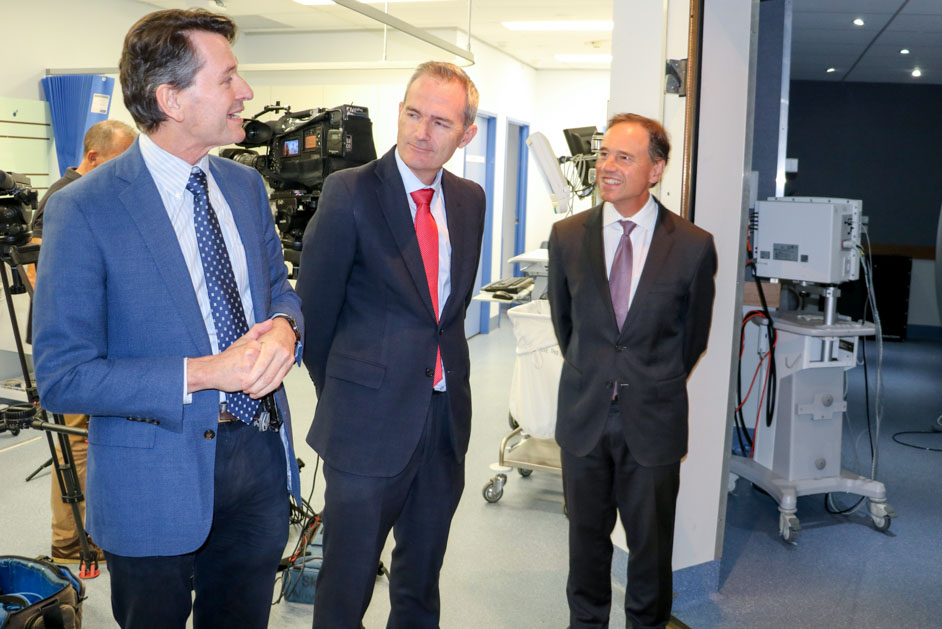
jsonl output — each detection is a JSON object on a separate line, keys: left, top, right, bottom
{"left": 615, "top": 344, "right": 625, "bottom": 352}
{"left": 204, "top": 430, "right": 215, "bottom": 440}
{"left": 439, "top": 329, "right": 444, "bottom": 336}
{"left": 425, "top": 368, "right": 433, "bottom": 377}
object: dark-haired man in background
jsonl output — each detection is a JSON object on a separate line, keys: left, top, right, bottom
{"left": 298, "top": 61, "right": 484, "bottom": 628}
{"left": 33, "top": 9, "right": 302, "bottom": 629}
{"left": 28, "top": 119, "right": 137, "bottom": 565}
{"left": 548, "top": 113, "right": 716, "bottom": 629}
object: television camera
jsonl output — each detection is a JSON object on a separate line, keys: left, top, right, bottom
{"left": 220, "top": 103, "right": 377, "bottom": 270}
{"left": 0, "top": 169, "right": 36, "bottom": 253}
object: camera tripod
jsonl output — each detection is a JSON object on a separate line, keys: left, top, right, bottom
{"left": 0, "top": 242, "right": 100, "bottom": 578}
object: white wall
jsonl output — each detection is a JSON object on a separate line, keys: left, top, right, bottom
{"left": 525, "top": 70, "right": 611, "bottom": 250}
{"left": 5, "top": 0, "right": 146, "bottom": 102}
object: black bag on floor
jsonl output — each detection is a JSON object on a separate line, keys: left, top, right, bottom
{"left": 0, "top": 556, "right": 84, "bottom": 629}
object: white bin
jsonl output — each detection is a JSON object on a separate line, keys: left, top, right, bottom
{"left": 506, "top": 300, "right": 562, "bottom": 440}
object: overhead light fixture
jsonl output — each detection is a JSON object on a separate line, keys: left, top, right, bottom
{"left": 502, "top": 21, "right": 614, "bottom": 32}
{"left": 853, "top": 17, "right": 865, "bottom": 26}
{"left": 900, "top": 48, "right": 911, "bottom": 55}
{"left": 826, "top": 67, "right": 836, "bottom": 73}
{"left": 554, "top": 53, "right": 612, "bottom": 64}
{"left": 912, "top": 68, "right": 922, "bottom": 77}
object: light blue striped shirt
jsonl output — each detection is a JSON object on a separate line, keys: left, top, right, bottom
{"left": 138, "top": 134, "right": 255, "bottom": 402}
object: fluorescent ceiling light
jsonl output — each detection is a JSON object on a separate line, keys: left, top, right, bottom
{"left": 912, "top": 68, "right": 922, "bottom": 77}
{"left": 293, "top": 0, "right": 446, "bottom": 5}
{"left": 503, "top": 21, "right": 613, "bottom": 32}
{"left": 853, "top": 17, "right": 865, "bottom": 26}
{"left": 900, "top": 48, "right": 910, "bottom": 55}
{"left": 554, "top": 53, "right": 612, "bottom": 64}
{"left": 826, "top": 67, "right": 836, "bottom": 73}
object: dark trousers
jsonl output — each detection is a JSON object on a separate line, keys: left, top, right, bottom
{"left": 561, "top": 403, "right": 680, "bottom": 629}
{"left": 312, "top": 391, "right": 464, "bottom": 629}
{"left": 104, "top": 421, "right": 289, "bottom": 629}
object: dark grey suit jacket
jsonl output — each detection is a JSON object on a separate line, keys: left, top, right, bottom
{"left": 297, "top": 148, "right": 485, "bottom": 477}
{"left": 548, "top": 199, "right": 717, "bottom": 466}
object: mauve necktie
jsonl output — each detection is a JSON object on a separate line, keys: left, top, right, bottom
{"left": 411, "top": 187, "right": 443, "bottom": 386}
{"left": 610, "top": 219, "right": 637, "bottom": 330}
{"left": 187, "top": 167, "right": 259, "bottom": 423}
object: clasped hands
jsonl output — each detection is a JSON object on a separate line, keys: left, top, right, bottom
{"left": 187, "top": 318, "right": 296, "bottom": 398}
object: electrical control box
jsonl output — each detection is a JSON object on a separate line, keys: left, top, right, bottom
{"left": 753, "top": 197, "right": 861, "bottom": 284}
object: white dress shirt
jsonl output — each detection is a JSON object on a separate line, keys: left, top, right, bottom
{"left": 395, "top": 148, "right": 452, "bottom": 390}
{"left": 603, "top": 193, "right": 658, "bottom": 311}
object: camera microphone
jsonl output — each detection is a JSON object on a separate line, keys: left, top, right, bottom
{"left": 0, "top": 169, "right": 17, "bottom": 194}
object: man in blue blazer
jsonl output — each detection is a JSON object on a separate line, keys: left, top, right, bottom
{"left": 549, "top": 114, "right": 716, "bottom": 629}
{"left": 297, "top": 62, "right": 485, "bottom": 628}
{"left": 33, "top": 9, "right": 302, "bottom": 629}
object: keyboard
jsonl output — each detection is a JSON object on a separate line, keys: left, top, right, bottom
{"left": 482, "top": 276, "right": 534, "bottom": 294}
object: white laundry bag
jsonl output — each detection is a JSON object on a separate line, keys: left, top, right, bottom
{"left": 507, "top": 300, "right": 562, "bottom": 439}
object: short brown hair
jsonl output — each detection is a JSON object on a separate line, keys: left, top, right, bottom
{"left": 404, "top": 61, "right": 479, "bottom": 128}
{"left": 607, "top": 113, "right": 670, "bottom": 166}
{"left": 120, "top": 9, "right": 236, "bottom": 134}
{"left": 83, "top": 120, "right": 137, "bottom": 155}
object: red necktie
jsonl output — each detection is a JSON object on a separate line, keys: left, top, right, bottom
{"left": 411, "top": 188, "right": 443, "bottom": 386}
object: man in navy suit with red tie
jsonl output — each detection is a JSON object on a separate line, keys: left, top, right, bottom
{"left": 549, "top": 114, "right": 717, "bottom": 629}
{"left": 297, "top": 62, "right": 485, "bottom": 628}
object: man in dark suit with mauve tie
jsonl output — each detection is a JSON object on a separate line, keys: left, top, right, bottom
{"left": 297, "top": 61, "right": 485, "bottom": 629}
{"left": 548, "top": 113, "right": 717, "bottom": 629}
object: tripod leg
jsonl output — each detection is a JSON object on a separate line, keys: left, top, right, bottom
{"left": 48, "top": 411, "right": 99, "bottom": 578}
{"left": 25, "top": 456, "right": 53, "bottom": 482}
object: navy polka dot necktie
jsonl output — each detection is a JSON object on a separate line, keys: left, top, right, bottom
{"left": 186, "top": 167, "right": 259, "bottom": 423}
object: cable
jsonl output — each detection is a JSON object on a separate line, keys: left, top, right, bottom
{"left": 892, "top": 414, "right": 942, "bottom": 451}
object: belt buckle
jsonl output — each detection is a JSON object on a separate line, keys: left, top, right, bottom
{"left": 218, "top": 408, "right": 239, "bottom": 423}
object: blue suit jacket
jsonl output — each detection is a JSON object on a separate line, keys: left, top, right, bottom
{"left": 32, "top": 140, "right": 303, "bottom": 557}
{"left": 297, "top": 148, "right": 485, "bottom": 477}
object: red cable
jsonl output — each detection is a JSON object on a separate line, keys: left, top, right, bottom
{"left": 748, "top": 353, "right": 773, "bottom": 459}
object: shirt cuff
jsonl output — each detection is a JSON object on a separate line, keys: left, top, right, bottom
{"left": 183, "top": 358, "right": 193, "bottom": 404}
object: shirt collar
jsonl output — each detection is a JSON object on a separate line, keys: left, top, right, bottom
{"left": 394, "top": 147, "right": 443, "bottom": 196}
{"left": 139, "top": 133, "right": 211, "bottom": 197}
{"left": 603, "top": 194, "right": 657, "bottom": 232}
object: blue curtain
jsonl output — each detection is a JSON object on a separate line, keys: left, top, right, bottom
{"left": 41, "top": 75, "right": 116, "bottom": 176}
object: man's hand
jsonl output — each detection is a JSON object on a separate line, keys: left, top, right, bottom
{"left": 242, "top": 317, "right": 297, "bottom": 398}
{"left": 186, "top": 320, "right": 273, "bottom": 394}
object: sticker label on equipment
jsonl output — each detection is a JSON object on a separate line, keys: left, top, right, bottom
{"left": 772, "top": 243, "right": 799, "bottom": 262}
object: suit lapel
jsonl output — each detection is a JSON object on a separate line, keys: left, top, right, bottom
{"left": 375, "top": 150, "right": 438, "bottom": 321}
{"left": 440, "top": 171, "right": 473, "bottom": 322}
{"left": 581, "top": 205, "right": 618, "bottom": 329}
{"left": 209, "top": 157, "right": 267, "bottom": 324}
{"left": 115, "top": 144, "right": 212, "bottom": 355}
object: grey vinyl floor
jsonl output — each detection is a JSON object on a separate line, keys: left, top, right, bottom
{"left": 1, "top": 315, "right": 940, "bottom": 628}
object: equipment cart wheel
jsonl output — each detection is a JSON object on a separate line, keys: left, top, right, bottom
{"left": 868, "top": 499, "right": 896, "bottom": 533}
{"left": 779, "top": 510, "right": 800, "bottom": 544}
{"left": 483, "top": 474, "right": 507, "bottom": 503}
{"left": 518, "top": 468, "right": 533, "bottom": 477}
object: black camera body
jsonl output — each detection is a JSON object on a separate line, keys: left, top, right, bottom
{"left": 220, "top": 104, "right": 377, "bottom": 266}
{"left": 0, "top": 170, "right": 35, "bottom": 249}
